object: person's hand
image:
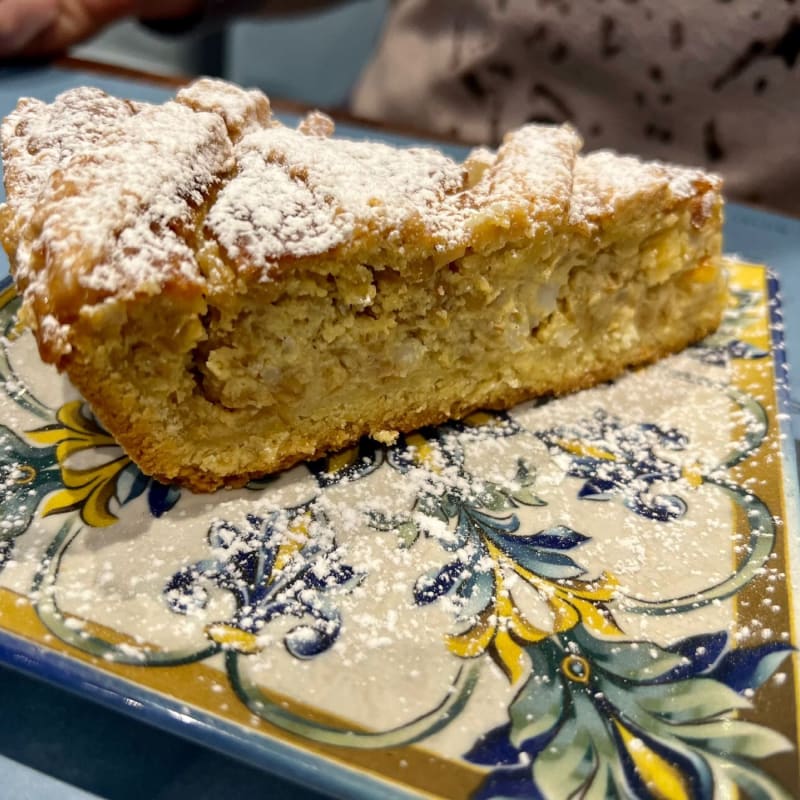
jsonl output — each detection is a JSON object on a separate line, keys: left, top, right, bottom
{"left": 0, "top": 0, "right": 203, "bottom": 58}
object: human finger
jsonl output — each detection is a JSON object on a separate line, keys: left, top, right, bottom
{"left": 0, "top": 0, "right": 59, "bottom": 56}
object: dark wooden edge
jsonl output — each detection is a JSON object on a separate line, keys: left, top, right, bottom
{"left": 55, "top": 56, "right": 190, "bottom": 89}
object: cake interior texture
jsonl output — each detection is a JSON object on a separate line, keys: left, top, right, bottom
{"left": 0, "top": 79, "right": 725, "bottom": 491}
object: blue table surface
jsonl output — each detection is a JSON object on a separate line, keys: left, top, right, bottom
{"left": 0, "top": 65, "right": 799, "bottom": 800}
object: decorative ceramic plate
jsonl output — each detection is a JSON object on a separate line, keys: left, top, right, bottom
{"left": 0, "top": 260, "right": 798, "bottom": 800}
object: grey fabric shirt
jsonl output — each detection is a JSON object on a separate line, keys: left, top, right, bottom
{"left": 203, "top": 0, "right": 800, "bottom": 214}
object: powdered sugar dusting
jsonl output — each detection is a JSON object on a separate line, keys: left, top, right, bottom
{"left": 0, "top": 78, "right": 720, "bottom": 339}
{"left": 208, "top": 120, "right": 587, "bottom": 267}
{"left": 209, "top": 125, "right": 473, "bottom": 264}
{"left": 207, "top": 144, "right": 352, "bottom": 266}
{"left": 571, "top": 150, "right": 721, "bottom": 227}
{"left": 0, "top": 88, "right": 135, "bottom": 224}
{"left": 39, "top": 101, "right": 231, "bottom": 298}
{"left": 38, "top": 313, "right": 73, "bottom": 357}
{"left": 175, "top": 78, "right": 272, "bottom": 141}
{"left": 1, "top": 85, "right": 235, "bottom": 334}
{"left": 467, "top": 123, "right": 580, "bottom": 228}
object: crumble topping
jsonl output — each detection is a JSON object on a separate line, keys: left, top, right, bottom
{"left": 0, "top": 78, "right": 720, "bottom": 333}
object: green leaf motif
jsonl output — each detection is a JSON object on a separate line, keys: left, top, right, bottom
{"left": 668, "top": 718, "right": 793, "bottom": 760}
{"left": 0, "top": 424, "right": 61, "bottom": 543}
{"left": 532, "top": 713, "right": 596, "bottom": 798}
{"left": 635, "top": 677, "right": 750, "bottom": 722}
{"left": 467, "top": 627, "right": 794, "bottom": 800}
{"left": 572, "top": 628, "right": 686, "bottom": 682}
{"left": 508, "top": 667, "right": 564, "bottom": 749}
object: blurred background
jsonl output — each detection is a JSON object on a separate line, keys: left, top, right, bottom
{"left": 72, "top": 2, "right": 389, "bottom": 109}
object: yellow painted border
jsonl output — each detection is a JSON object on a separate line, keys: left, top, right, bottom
{"left": 0, "top": 588, "right": 486, "bottom": 798}
{"left": 729, "top": 263, "right": 799, "bottom": 797}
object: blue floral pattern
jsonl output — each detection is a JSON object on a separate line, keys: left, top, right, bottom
{"left": 691, "top": 287, "right": 769, "bottom": 366}
{"left": 165, "top": 509, "right": 362, "bottom": 657}
{"left": 536, "top": 409, "right": 692, "bottom": 521}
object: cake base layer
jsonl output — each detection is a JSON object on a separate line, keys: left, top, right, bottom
{"left": 63, "top": 209, "right": 724, "bottom": 491}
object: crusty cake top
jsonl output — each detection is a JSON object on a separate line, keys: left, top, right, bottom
{"left": 0, "top": 78, "right": 720, "bottom": 359}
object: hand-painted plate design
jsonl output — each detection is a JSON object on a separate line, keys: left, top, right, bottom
{"left": 0, "top": 261, "right": 797, "bottom": 799}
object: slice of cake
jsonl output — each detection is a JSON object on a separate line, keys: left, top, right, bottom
{"left": 0, "top": 79, "right": 725, "bottom": 492}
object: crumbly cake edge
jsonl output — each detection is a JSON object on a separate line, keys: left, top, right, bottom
{"left": 59, "top": 299, "right": 724, "bottom": 493}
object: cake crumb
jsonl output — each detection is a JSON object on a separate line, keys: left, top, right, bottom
{"left": 372, "top": 429, "right": 400, "bottom": 446}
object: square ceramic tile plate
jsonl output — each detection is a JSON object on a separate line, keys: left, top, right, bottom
{"left": 0, "top": 260, "right": 798, "bottom": 799}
